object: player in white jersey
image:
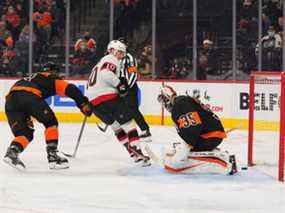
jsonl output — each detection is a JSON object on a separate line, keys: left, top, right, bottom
{"left": 86, "top": 40, "right": 151, "bottom": 167}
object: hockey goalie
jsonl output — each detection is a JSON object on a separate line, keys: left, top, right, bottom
{"left": 157, "top": 85, "right": 237, "bottom": 175}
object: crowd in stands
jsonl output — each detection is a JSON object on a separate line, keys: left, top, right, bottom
{"left": 0, "top": 0, "right": 284, "bottom": 80}
{"left": 70, "top": 31, "right": 96, "bottom": 77}
{"left": 237, "top": 0, "right": 284, "bottom": 74}
{"left": 152, "top": 0, "right": 284, "bottom": 80}
{"left": 113, "top": 0, "right": 140, "bottom": 6}
{"left": 0, "top": 0, "right": 65, "bottom": 76}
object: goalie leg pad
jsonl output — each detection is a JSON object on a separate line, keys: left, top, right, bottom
{"left": 164, "top": 150, "right": 237, "bottom": 175}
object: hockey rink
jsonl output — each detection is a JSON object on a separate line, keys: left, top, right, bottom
{"left": 0, "top": 122, "right": 285, "bottom": 213}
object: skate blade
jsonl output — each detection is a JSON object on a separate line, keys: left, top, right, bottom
{"left": 139, "top": 137, "right": 152, "bottom": 143}
{"left": 134, "top": 159, "right": 151, "bottom": 167}
{"left": 3, "top": 158, "right": 26, "bottom": 171}
{"left": 49, "top": 162, "right": 69, "bottom": 170}
{"left": 141, "top": 162, "right": 151, "bottom": 167}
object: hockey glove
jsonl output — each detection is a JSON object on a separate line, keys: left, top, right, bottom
{"left": 78, "top": 97, "right": 93, "bottom": 117}
{"left": 117, "top": 77, "right": 128, "bottom": 97}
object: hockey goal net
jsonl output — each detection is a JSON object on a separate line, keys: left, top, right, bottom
{"left": 248, "top": 71, "right": 285, "bottom": 182}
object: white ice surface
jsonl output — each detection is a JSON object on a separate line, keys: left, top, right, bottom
{"left": 0, "top": 122, "right": 284, "bottom": 213}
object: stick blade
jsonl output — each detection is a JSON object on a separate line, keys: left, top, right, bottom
{"left": 61, "top": 152, "right": 75, "bottom": 158}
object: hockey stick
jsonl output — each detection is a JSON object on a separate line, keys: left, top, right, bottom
{"left": 96, "top": 123, "right": 109, "bottom": 132}
{"left": 144, "top": 144, "right": 163, "bottom": 166}
{"left": 225, "top": 124, "right": 243, "bottom": 134}
{"left": 62, "top": 116, "right": 88, "bottom": 158}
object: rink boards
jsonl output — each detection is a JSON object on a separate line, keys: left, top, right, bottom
{"left": 0, "top": 79, "right": 281, "bottom": 131}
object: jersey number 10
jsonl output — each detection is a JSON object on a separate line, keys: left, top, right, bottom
{"left": 87, "top": 66, "right": 98, "bottom": 88}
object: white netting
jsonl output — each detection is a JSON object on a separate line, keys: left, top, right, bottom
{"left": 249, "top": 72, "right": 284, "bottom": 181}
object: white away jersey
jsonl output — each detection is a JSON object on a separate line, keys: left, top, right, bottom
{"left": 86, "top": 54, "right": 121, "bottom": 105}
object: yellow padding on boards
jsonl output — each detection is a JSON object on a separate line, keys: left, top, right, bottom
{"left": 0, "top": 112, "right": 279, "bottom": 131}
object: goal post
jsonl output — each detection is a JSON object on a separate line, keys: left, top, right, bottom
{"left": 248, "top": 71, "right": 285, "bottom": 182}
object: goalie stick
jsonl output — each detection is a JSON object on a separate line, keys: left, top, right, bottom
{"left": 144, "top": 144, "right": 164, "bottom": 166}
{"left": 225, "top": 124, "right": 242, "bottom": 134}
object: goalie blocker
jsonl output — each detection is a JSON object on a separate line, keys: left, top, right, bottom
{"left": 157, "top": 85, "right": 237, "bottom": 175}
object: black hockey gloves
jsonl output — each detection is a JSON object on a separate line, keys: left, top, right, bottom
{"left": 117, "top": 77, "right": 128, "bottom": 97}
{"left": 78, "top": 97, "right": 93, "bottom": 117}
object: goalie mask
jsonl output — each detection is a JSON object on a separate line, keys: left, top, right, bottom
{"left": 157, "top": 85, "right": 177, "bottom": 112}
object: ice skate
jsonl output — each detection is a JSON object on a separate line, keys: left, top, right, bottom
{"left": 130, "top": 146, "right": 151, "bottom": 167}
{"left": 3, "top": 145, "right": 26, "bottom": 171}
{"left": 47, "top": 146, "right": 69, "bottom": 170}
{"left": 139, "top": 129, "right": 152, "bottom": 142}
{"left": 124, "top": 143, "right": 151, "bottom": 167}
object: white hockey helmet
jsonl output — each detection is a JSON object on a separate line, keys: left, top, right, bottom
{"left": 157, "top": 85, "right": 177, "bottom": 112}
{"left": 107, "top": 40, "right": 126, "bottom": 55}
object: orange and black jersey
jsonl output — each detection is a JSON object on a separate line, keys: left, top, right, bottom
{"left": 8, "top": 72, "right": 87, "bottom": 106}
{"left": 171, "top": 95, "right": 226, "bottom": 147}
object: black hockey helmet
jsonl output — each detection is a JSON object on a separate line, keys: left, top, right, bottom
{"left": 41, "top": 62, "right": 59, "bottom": 73}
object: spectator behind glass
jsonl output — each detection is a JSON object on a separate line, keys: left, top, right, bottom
{"left": 15, "top": 24, "right": 36, "bottom": 74}
{"left": 197, "top": 39, "right": 219, "bottom": 80}
{"left": 138, "top": 44, "right": 152, "bottom": 77}
{"left": 0, "top": 46, "right": 19, "bottom": 76}
{"left": 71, "top": 31, "right": 96, "bottom": 77}
{"left": 241, "top": 0, "right": 257, "bottom": 20}
{"left": 169, "top": 57, "right": 191, "bottom": 79}
{"left": 5, "top": 6, "right": 21, "bottom": 42}
{"left": 0, "top": 21, "right": 14, "bottom": 47}
{"left": 277, "top": 16, "right": 283, "bottom": 33}
{"left": 255, "top": 25, "right": 282, "bottom": 71}
{"left": 33, "top": 5, "right": 52, "bottom": 62}
{"left": 237, "top": 17, "right": 257, "bottom": 74}
{"left": 49, "top": 0, "right": 65, "bottom": 43}
{"left": 74, "top": 31, "right": 96, "bottom": 53}
{"left": 262, "top": 13, "right": 272, "bottom": 34}
{"left": 18, "top": 24, "right": 36, "bottom": 44}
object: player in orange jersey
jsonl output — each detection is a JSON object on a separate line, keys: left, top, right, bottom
{"left": 3, "top": 62, "right": 92, "bottom": 170}
{"left": 158, "top": 85, "right": 237, "bottom": 175}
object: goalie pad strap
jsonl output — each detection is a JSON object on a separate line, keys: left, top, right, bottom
{"left": 188, "top": 156, "right": 227, "bottom": 168}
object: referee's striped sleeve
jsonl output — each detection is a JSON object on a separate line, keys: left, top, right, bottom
{"left": 126, "top": 53, "right": 138, "bottom": 88}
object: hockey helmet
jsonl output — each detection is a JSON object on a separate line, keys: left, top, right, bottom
{"left": 157, "top": 85, "right": 177, "bottom": 112}
{"left": 42, "top": 62, "right": 59, "bottom": 73}
{"left": 107, "top": 40, "right": 126, "bottom": 55}
{"left": 117, "top": 37, "right": 129, "bottom": 47}
{"left": 117, "top": 37, "right": 126, "bottom": 43}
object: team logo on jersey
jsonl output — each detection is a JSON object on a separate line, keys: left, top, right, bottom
{"left": 177, "top": 111, "right": 202, "bottom": 129}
